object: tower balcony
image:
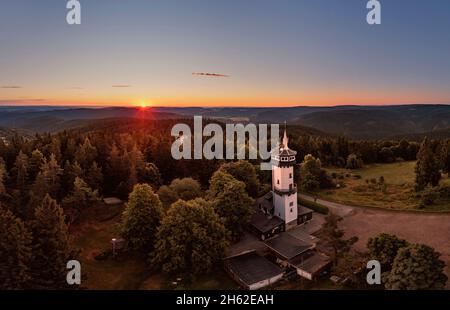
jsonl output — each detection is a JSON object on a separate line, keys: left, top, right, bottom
{"left": 273, "top": 183, "right": 297, "bottom": 196}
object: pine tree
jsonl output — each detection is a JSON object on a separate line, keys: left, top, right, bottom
{"left": 120, "top": 184, "right": 163, "bottom": 252}
{"left": 30, "top": 195, "right": 73, "bottom": 289}
{"left": 0, "top": 159, "right": 7, "bottom": 196}
{"left": 415, "top": 137, "right": 441, "bottom": 191}
{"left": 32, "top": 154, "right": 63, "bottom": 199}
{"left": 13, "top": 150, "right": 29, "bottom": 190}
{"left": 63, "top": 177, "right": 100, "bottom": 210}
{"left": 28, "top": 149, "right": 45, "bottom": 181}
{"left": 318, "top": 212, "right": 358, "bottom": 267}
{"left": 441, "top": 140, "right": 450, "bottom": 175}
{"left": 85, "top": 161, "right": 103, "bottom": 191}
{"left": 0, "top": 204, "right": 32, "bottom": 289}
{"left": 61, "top": 160, "right": 84, "bottom": 195}
{"left": 75, "top": 137, "right": 97, "bottom": 169}
{"left": 138, "top": 162, "right": 161, "bottom": 188}
{"left": 152, "top": 199, "right": 229, "bottom": 276}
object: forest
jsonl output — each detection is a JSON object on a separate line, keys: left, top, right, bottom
{"left": 1, "top": 118, "right": 450, "bottom": 289}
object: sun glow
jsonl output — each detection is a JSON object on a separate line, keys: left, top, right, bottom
{"left": 138, "top": 101, "right": 151, "bottom": 109}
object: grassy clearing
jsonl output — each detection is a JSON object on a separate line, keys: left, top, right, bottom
{"left": 71, "top": 204, "right": 238, "bottom": 290}
{"left": 320, "top": 161, "right": 450, "bottom": 211}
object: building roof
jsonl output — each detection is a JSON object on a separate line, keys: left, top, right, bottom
{"left": 264, "top": 233, "right": 314, "bottom": 260}
{"left": 103, "top": 197, "right": 123, "bottom": 205}
{"left": 289, "top": 251, "right": 331, "bottom": 276}
{"left": 298, "top": 205, "right": 314, "bottom": 216}
{"left": 224, "top": 251, "right": 284, "bottom": 286}
{"left": 250, "top": 211, "right": 284, "bottom": 234}
{"left": 254, "top": 192, "right": 274, "bottom": 212}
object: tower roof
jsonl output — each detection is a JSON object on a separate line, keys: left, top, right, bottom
{"left": 271, "top": 121, "right": 297, "bottom": 156}
{"left": 282, "top": 121, "right": 289, "bottom": 149}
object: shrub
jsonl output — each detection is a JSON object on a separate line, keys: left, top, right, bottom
{"left": 298, "top": 197, "right": 329, "bottom": 215}
{"left": 420, "top": 186, "right": 440, "bottom": 206}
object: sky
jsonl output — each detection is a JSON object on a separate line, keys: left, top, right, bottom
{"left": 1, "top": 0, "right": 450, "bottom": 107}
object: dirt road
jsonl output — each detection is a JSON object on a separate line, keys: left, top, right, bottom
{"left": 300, "top": 194, "right": 450, "bottom": 287}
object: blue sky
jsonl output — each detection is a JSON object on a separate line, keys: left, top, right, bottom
{"left": 1, "top": 0, "right": 450, "bottom": 107}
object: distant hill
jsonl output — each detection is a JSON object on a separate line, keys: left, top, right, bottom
{"left": 391, "top": 127, "right": 450, "bottom": 141}
{"left": 1, "top": 104, "right": 450, "bottom": 139}
{"left": 293, "top": 105, "right": 450, "bottom": 139}
{"left": 0, "top": 107, "right": 181, "bottom": 133}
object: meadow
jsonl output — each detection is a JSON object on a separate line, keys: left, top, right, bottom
{"left": 71, "top": 203, "right": 237, "bottom": 290}
{"left": 320, "top": 161, "right": 450, "bottom": 211}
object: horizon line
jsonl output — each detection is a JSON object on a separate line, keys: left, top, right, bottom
{"left": 1, "top": 103, "right": 450, "bottom": 109}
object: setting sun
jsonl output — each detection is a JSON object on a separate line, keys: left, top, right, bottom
{"left": 138, "top": 101, "right": 151, "bottom": 109}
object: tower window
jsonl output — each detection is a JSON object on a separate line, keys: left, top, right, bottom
{"left": 277, "top": 179, "right": 280, "bottom": 185}
{"left": 289, "top": 202, "right": 294, "bottom": 207}
{"left": 289, "top": 173, "right": 292, "bottom": 179}
{"left": 290, "top": 208, "right": 293, "bottom": 213}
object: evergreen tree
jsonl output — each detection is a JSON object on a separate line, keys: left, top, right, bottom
{"left": 346, "top": 153, "right": 364, "bottom": 169}
{"left": 28, "top": 149, "right": 45, "bottom": 181}
{"left": 61, "top": 160, "right": 83, "bottom": 195}
{"left": 152, "top": 199, "right": 229, "bottom": 276}
{"left": 385, "top": 244, "right": 447, "bottom": 290}
{"left": 138, "top": 162, "right": 161, "bottom": 188}
{"left": 74, "top": 137, "right": 97, "bottom": 169}
{"left": 30, "top": 195, "right": 73, "bottom": 289}
{"left": 13, "top": 151, "right": 29, "bottom": 190}
{"left": 0, "top": 205, "right": 32, "bottom": 289}
{"left": 441, "top": 140, "right": 450, "bottom": 174}
{"left": 120, "top": 184, "right": 163, "bottom": 252}
{"left": 85, "top": 161, "right": 103, "bottom": 191}
{"left": 63, "top": 177, "right": 100, "bottom": 210}
{"left": 32, "top": 154, "right": 63, "bottom": 199}
{"left": 318, "top": 212, "right": 358, "bottom": 267}
{"left": 0, "top": 159, "right": 7, "bottom": 196}
{"left": 415, "top": 137, "right": 441, "bottom": 191}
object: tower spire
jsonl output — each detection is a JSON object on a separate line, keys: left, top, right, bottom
{"left": 282, "top": 121, "right": 289, "bottom": 149}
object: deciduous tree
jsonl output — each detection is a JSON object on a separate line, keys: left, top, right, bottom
{"left": 367, "top": 233, "right": 409, "bottom": 270}
{"left": 212, "top": 178, "right": 253, "bottom": 241}
{"left": 219, "top": 161, "right": 260, "bottom": 197}
{"left": 120, "top": 184, "right": 163, "bottom": 252}
{"left": 385, "top": 244, "right": 447, "bottom": 290}
{"left": 152, "top": 199, "right": 229, "bottom": 276}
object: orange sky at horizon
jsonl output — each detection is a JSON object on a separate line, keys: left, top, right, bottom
{"left": 2, "top": 93, "right": 450, "bottom": 108}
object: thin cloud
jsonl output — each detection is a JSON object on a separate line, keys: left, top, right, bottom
{"left": 1, "top": 86, "right": 23, "bottom": 89}
{"left": 192, "top": 72, "right": 230, "bottom": 78}
{"left": 67, "top": 87, "right": 84, "bottom": 90}
{"left": 0, "top": 99, "right": 47, "bottom": 104}
{"left": 112, "top": 85, "right": 132, "bottom": 88}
